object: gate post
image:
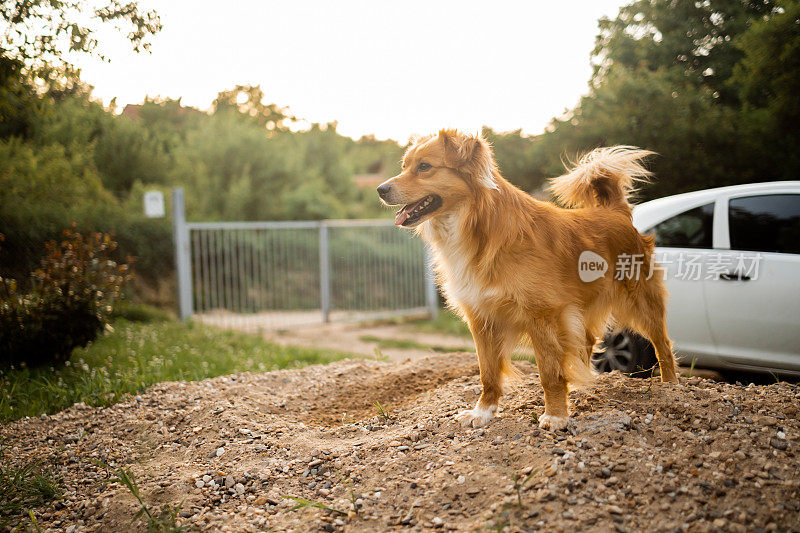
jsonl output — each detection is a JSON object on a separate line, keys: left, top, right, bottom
{"left": 172, "top": 188, "right": 193, "bottom": 321}
{"left": 424, "top": 245, "right": 438, "bottom": 319}
{"left": 319, "top": 222, "right": 331, "bottom": 323}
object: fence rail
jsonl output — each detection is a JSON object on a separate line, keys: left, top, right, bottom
{"left": 172, "top": 188, "right": 437, "bottom": 331}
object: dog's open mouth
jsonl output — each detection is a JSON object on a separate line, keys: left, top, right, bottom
{"left": 394, "top": 195, "right": 442, "bottom": 226}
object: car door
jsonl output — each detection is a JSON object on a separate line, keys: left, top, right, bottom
{"left": 648, "top": 202, "right": 718, "bottom": 364}
{"left": 703, "top": 192, "right": 800, "bottom": 371}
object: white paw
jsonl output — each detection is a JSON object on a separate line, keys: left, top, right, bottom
{"left": 455, "top": 405, "right": 496, "bottom": 428}
{"left": 538, "top": 414, "right": 569, "bottom": 431}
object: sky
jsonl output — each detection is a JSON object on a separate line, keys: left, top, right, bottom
{"left": 73, "top": 0, "right": 629, "bottom": 142}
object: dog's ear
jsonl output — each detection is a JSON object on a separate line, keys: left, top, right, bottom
{"left": 440, "top": 129, "right": 474, "bottom": 167}
{"left": 439, "top": 129, "right": 498, "bottom": 190}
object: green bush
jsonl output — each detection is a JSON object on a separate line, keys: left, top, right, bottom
{"left": 0, "top": 199, "right": 173, "bottom": 305}
{"left": 0, "top": 228, "right": 131, "bottom": 367}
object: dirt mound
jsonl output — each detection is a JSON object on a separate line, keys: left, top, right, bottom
{"left": 3, "top": 354, "right": 799, "bottom": 532}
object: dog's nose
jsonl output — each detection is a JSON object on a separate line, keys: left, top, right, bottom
{"left": 377, "top": 183, "right": 392, "bottom": 199}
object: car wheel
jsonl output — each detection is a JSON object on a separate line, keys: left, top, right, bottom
{"left": 593, "top": 329, "right": 657, "bottom": 378}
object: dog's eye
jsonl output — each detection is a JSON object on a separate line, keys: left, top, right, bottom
{"left": 417, "top": 162, "right": 432, "bottom": 172}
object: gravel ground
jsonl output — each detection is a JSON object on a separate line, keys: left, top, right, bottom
{"left": 2, "top": 353, "right": 799, "bottom": 532}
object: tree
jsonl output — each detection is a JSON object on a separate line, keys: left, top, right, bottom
{"left": 521, "top": 0, "right": 797, "bottom": 201}
{"left": 212, "top": 85, "right": 295, "bottom": 131}
{"left": 1, "top": 0, "right": 161, "bottom": 87}
{"left": 732, "top": 0, "right": 800, "bottom": 177}
{"left": 482, "top": 128, "right": 546, "bottom": 193}
{"left": 593, "top": 0, "right": 777, "bottom": 103}
{"left": 0, "top": 54, "right": 43, "bottom": 137}
{"left": 542, "top": 66, "right": 759, "bottom": 199}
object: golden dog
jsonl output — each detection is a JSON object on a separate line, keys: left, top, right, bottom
{"left": 378, "top": 130, "right": 678, "bottom": 430}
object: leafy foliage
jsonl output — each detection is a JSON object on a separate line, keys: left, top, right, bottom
{"left": 0, "top": 88, "right": 398, "bottom": 307}
{"left": 732, "top": 0, "right": 800, "bottom": 176}
{"left": 592, "top": 0, "right": 776, "bottom": 102}
{"left": 213, "top": 84, "right": 296, "bottom": 131}
{"left": 1, "top": 0, "right": 161, "bottom": 88}
{"left": 524, "top": 0, "right": 800, "bottom": 201}
{"left": 0, "top": 227, "right": 131, "bottom": 367}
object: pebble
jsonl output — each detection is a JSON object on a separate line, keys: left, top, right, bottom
{"left": 600, "top": 467, "right": 612, "bottom": 478}
{"left": 457, "top": 475, "right": 466, "bottom": 484}
{"left": 769, "top": 438, "right": 788, "bottom": 451}
{"left": 235, "top": 483, "right": 245, "bottom": 495}
{"left": 195, "top": 479, "right": 205, "bottom": 488}
{"left": 216, "top": 447, "right": 225, "bottom": 457}
{"left": 761, "top": 416, "right": 778, "bottom": 426}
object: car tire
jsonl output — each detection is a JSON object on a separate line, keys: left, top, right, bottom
{"left": 593, "top": 329, "right": 657, "bottom": 378}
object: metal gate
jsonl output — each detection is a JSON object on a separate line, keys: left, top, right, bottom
{"left": 172, "top": 188, "right": 437, "bottom": 331}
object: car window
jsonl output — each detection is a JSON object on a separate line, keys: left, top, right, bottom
{"left": 729, "top": 194, "right": 800, "bottom": 254}
{"left": 650, "top": 203, "right": 714, "bottom": 248}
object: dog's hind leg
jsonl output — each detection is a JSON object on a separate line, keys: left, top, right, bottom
{"left": 631, "top": 301, "right": 678, "bottom": 383}
{"left": 620, "top": 283, "right": 678, "bottom": 383}
{"left": 455, "top": 310, "right": 519, "bottom": 428}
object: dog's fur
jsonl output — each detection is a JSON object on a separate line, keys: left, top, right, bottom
{"left": 378, "top": 130, "right": 678, "bottom": 430}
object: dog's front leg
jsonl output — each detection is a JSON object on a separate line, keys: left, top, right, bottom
{"left": 456, "top": 312, "right": 518, "bottom": 428}
{"left": 528, "top": 319, "right": 571, "bottom": 431}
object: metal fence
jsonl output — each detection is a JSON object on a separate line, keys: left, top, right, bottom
{"left": 172, "top": 188, "right": 437, "bottom": 331}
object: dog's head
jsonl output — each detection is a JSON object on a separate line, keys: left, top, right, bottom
{"left": 377, "top": 129, "right": 499, "bottom": 227}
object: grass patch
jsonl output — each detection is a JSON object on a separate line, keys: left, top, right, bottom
{"left": 1, "top": 315, "right": 347, "bottom": 423}
{"left": 107, "top": 465, "right": 185, "bottom": 532}
{"left": 374, "top": 400, "right": 392, "bottom": 423}
{"left": 110, "top": 301, "right": 173, "bottom": 323}
{"left": 408, "top": 310, "right": 471, "bottom": 338}
{"left": 285, "top": 495, "right": 347, "bottom": 516}
{"left": 0, "top": 447, "right": 62, "bottom": 529}
{"left": 358, "top": 335, "right": 471, "bottom": 354}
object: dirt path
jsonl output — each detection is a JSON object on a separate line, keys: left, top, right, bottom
{"left": 261, "top": 320, "right": 544, "bottom": 363}
{"left": 4, "top": 354, "right": 799, "bottom": 532}
{"left": 262, "top": 320, "right": 718, "bottom": 380}
{"left": 262, "top": 321, "right": 476, "bottom": 361}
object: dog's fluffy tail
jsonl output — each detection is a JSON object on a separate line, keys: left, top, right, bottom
{"left": 548, "top": 146, "right": 654, "bottom": 213}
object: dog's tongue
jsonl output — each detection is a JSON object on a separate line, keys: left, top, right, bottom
{"left": 394, "top": 205, "right": 412, "bottom": 226}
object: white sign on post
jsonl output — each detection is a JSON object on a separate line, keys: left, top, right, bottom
{"left": 144, "top": 190, "right": 165, "bottom": 218}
